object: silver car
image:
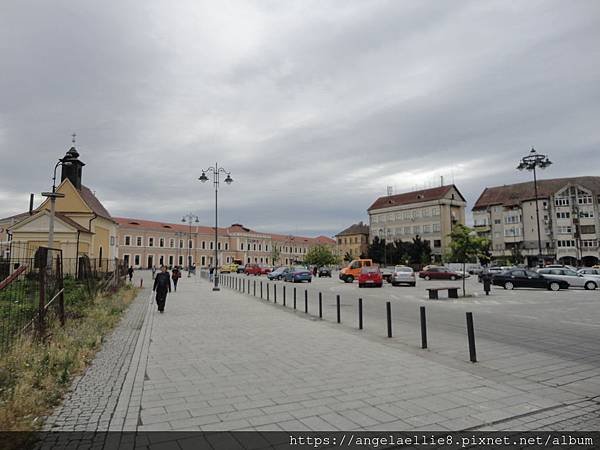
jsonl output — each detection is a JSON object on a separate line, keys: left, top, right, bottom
{"left": 578, "top": 268, "right": 600, "bottom": 282}
{"left": 391, "top": 265, "right": 416, "bottom": 287}
{"left": 537, "top": 268, "right": 598, "bottom": 290}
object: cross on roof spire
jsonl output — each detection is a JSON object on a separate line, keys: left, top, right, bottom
{"left": 71, "top": 133, "right": 76, "bottom": 144}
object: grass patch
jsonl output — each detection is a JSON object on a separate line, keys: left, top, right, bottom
{"left": 0, "top": 284, "right": 139, "bottom": 435}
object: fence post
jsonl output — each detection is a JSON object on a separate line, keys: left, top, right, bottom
{"left": 420, "top": 306, "right": 427, "bottom": 349}
{"left": 319, "top": 292, "right": 322, "bottom": 318}
{"left": 57, "top": 256, "right": 65, "bottom": 326}
{"left": 336, "top": 294, "right": 341, "bottom": 323}
{"left": 260, "top": 281, "right": 263, "bottom": 299}
{"left": 386, "top": 301, "right": 392, "bottom": 338}
{"left": 466, "top": 312, "right": 477, "bottom": 363}
{"left": 267, "top": 283, "right": 270, "bottom": 301}
{"left": 358, "top": 298, "right": 363, "bottom": 330}
{"left": 254, "top": 280, "right": 256, "bottom": 296}
{"left": 140, "top": 278, "right": 143, "bottom": 288}
{"left": 304, "top": 289, "right": 308, "bottom": 313}
{"left": 37, "top": 268, "right": 46, "bottom": 338}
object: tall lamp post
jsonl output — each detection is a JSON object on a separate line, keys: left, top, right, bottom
{"left": 517, "top": 148, "right": 552, "bottom": 267}
{"left": 41, "top": 158, "right": 72, "bottom": 267}
{"left": 181, "top": 213, "right": 199, "bottom": 277}
{"left": 199, "top": 163, "right": 233, "bottom": 291}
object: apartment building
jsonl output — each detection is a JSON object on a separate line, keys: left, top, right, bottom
{"left": 367, "top": 185, "right": 466, "bottom": 260}
{"left": 115, "top": 218, "right": 335, "bottom": 269}
{"left": 335, "top": 222, "right": 369, "bottom": 260}
{"left": 472, "top": 176, "right": 600, "bottom": 266}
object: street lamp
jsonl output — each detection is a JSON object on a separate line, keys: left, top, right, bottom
{"left": 517, "top": 147, "right": 552, "bottom": 267}
{"left": 181, "top": 213, "right": 199, "bottom": 277}
{"left": 41, "top": 158, "right": 72, "bottom": 267}
{"left": 199, "top": 163, "right": 233, "bottom": 291}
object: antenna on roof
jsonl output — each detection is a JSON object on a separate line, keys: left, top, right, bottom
{"left": 387, "top": 186, "right": 393, "bottom": 196}
{"left": 71, "top": 133, "right": 76, "bottom": 145}
{"left": 441, "top": 176, "right": 444, "bottom": 187}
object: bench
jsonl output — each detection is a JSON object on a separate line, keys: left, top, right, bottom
{"left": 426, "top": 287, "right": 460, "bottom": 300}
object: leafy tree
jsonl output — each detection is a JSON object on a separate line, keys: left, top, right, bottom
{"left": 447, "top": 224, "right": 490, "bottom": 296}
{"left": 407, "top": 236, "right": 432, "bottom": 266}
{"left": 303, "top": 245, "right": 338, "bottom": 267}
{"left": 367, "top": 236, "right": 384, "bottom": 263}
{"left": 509, "top": 243, "right": 524, "bottom": 265}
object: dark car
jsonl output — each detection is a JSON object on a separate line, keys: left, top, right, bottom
{"left": 492, "top": 269, "right": 569, "bottom": 291}
{"left": 283, "top": 267, "right": 312, "bottom": 283}
{"left": 318, "top": 267, "right": 331, "bottom": 277}
{"left": 267, "top": 267, "right": 290, "bottom": 280}
{"left": 419, "top": 267, "right": 462, "bottom": 281}
{"left": 236, "top": 264, "right": 245, "bottom": 274}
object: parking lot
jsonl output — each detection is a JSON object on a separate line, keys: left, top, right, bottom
{"left": 224, "top": 271, "right": 600, "bottom": 404}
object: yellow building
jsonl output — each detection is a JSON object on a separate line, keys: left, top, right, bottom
{"left": 2, "top": 144, "right": 118, "bottom": 271}
{"left": 335, "top": 222, "right": 370, "bottom": 261}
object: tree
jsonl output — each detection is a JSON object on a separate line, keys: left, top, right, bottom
{"left": 303, "top": 245, "right": 338, "bottom": 267}
{"left": 407, "top": 236, "right": 432, "bottom": 266}
{"left": 509, "top": 243, "right": 524, "bottom": 265}
{"left": 447, "top": 224, "right": 490, "bottom": 296}
{"left": 343, "top": 251, "right": 354, "bottom": 262}
{"left": 367, "top": 237, "right": 385, "bottom": 263}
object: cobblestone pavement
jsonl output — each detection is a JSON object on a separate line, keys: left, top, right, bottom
{"left": 41, "top": 271, "right": 599, "bottom": 442}
{"left": 43, "top": 281, "right": 151, "bottom": 433}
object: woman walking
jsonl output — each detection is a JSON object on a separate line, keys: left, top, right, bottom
{"left": 172, "top": 266, "right": 181, "bottom": 292}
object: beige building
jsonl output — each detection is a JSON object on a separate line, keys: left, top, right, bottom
{"left": 367, "top": 185, "right": 466, "bottom": 260}
{"left": 335, "top": 222, "right": 369, "bottom": 261}
{"left": 473, "top": 176, "right": 600, "bottom": 266}
{"left": 116, "top": 218, "right": 335, "bottom": 269}
{"left": 1, "top": 145, "right": 119, "bottom": 271}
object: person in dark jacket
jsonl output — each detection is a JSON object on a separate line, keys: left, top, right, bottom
{"left": 171, "top": 267, "right": 181, "bottom": 292}
{"left": 127, "top": 266, "right": 134, "bottom": 282}
{"left": 153, "top": 266, "right": 171, "bottom": 313}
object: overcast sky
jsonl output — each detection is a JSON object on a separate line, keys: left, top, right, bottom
{"left": 1, "top": 0, "right": 599, "bottom": 237}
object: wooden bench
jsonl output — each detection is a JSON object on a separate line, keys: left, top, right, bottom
{"left": 426, "top": 287, "right": 460, "bottom": 300}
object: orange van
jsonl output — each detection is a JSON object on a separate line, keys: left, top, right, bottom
{"left": 339, "top": 259, "right": 373, "bottom": 283}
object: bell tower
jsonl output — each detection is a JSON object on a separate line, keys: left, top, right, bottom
{"left": 60, "top": 133, "right": 86, "bottom": 190}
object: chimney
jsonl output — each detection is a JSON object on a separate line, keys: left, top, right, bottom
{"left": 29, "top": 193, "right": 34, "bottom": 215}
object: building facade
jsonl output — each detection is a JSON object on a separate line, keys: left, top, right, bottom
{"left": 472, "top": 176, "right": 600, "bottom": 266}
{"left": 335, "top": 222, "right": 369, "bottom": 261}
{"left": 116, "top": 218, "right": 335, "bottom": 269}
{"left": 367, "top": 185, "right": 466, "bottom": 260}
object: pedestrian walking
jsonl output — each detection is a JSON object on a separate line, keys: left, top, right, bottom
{"left": 127, "top": 266, "right": 134, "bottom": 282}
{"left": 209, "top": 265, "right": 214, "bottom": 282}
{"left": 172, "top": 266, "right": 181, "bottom": 292}
{"left": 151, "top": 265, "right": 157, "bottom": 279}
{"left": 313, "top": 266, "right": 317, "bottom": 277}
{"left": 153, "top": 266, "right": 171, "bottom": 313}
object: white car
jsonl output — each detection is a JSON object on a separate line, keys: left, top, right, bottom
{"left": 537, "top": 268, "right": 598, "bottom": 290}
{"left": 391, "top": 265, "right": 416, "bottom": 286}
{"left": 578, "top": 268, "right": 600, "bottom": 281}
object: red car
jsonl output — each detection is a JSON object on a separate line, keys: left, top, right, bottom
{"left": 358, "top": 266, "right": 383, "bottom": 288}
{"left": 244, "top": 263, "right": 272, "bottom": 276}
{"left": 418, "top": 266, "right": 462, "bottom": 280}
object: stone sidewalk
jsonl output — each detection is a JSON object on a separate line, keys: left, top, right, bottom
{"left": 43, "top": 272, "right": 599, "bottom": 435}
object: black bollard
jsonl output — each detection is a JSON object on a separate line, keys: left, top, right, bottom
{"left": 420, "top": 306, "right": 428, "bottom": 349}
{"left": 274, "top": 284, "right": 277, "bottom": 303}
{"left": 358, "top": 298, "right": 363, "bottom": 330}
{"left": 304, "top": 290, "right": 308, "bottom": 313}
{"left": 283, "top": 286, "right": 286, "bottom": 306}
{"left": 336, "top": 294, "right": 341, "bottom": 323}
{"left": 267, "top": 283, "right": 270, "bottom": 301}
{"left": 466, "top": 312, "right": 477, "bottom": 363}
{"left": 140, "top": 279, "right": 143, "bottom": 288}
{"left": 386, "top": 301, "right": 392, "bottom": 338}
{"left": 253, "top": 280, "right": 256, "bottom": 296}
{"left": 260, "top": 281, "right": 263, "bottom": 299}
{"left": 319, "top": 292, "right": 322, "bottom": 318}
{"left": 293, "top": 287, "right": 297, "bottom": 310}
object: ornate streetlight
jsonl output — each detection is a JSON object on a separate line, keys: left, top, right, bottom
{"left": 199, "top": 163, "right": 233, "bottom": 291}
{"left": 517, "top": 148, "right": 552, "bottom": 266}
{"left": 181, "top": 213, "right": 199, "bottom": 277}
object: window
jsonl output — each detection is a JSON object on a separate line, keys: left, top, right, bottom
{"left": 217, "top": 242, "right": 221, "bottom": 250}
{"left": 201, "top": 256, "right": 206, "bottom": 265}
{"left": 403, "top": 226, "right": 411, "bottom": 234}
{"left": 557, "top": 240, "right": 575, "bottom": 248}
{"left": 413, "top": 225, "right": 421, "bottom": 234}
{"left": 159, "top": 238, "right": 164, "bottom": 248}
{"left": 432, "top": 223, "right": 440, "bottom": 233}
{"left": 555, "top": 197, "right": 569, "bottom": 206}
{"left": 423, "top": 225, "right": 431, "bottom": 234}
{"left": 388, "top": 214, "right": 394, "bottom": 222}
{"left": 578, "top": 195, "right": 593, "bottom": 205}
{"left": 580, "top": 225, "right": 596, "bottom": 234}
{"left": 124, "top": 236, "right": 131, "bottom": 246}
{"left": 494, "top": 219, "right": 501, "bottom": 224}
{"left": 434, "top": 240, "right": 441, "bottom": 248}
{"left": 258, "top": 244, "right": 261, "bottom": 251}
{"left": 210, "top": 242, "right": 214, "bottom": 250}
{"left": 169, "top": 238, "right": 174, "bottom": 248}
{"left": 403, "top": 211, "right": 412, "bottom": 220}
{"left": 579, "top": 209, "right": 595, "bottom": 218}
{"left": 504, "top": 228, "right": 522, "bottom": 237}
{"left": 168, "top": 255, "right": 174, "bottom": 266}
{"left": 201, "top": 241, "right": 206, "bottom": 249}
{"left": 188, "top": 240, "right": 193, "bottom": 249}
{"left": 504, "top": 214, "right": 521, "bottom": 224}
{"left": 372, "top": 215, "right": 378, "bottom": 224}
{"left": 556, "top": 212, "right": 571, "bottom": 219}
{"left": 413, "top": 209, "right": 421, "bottom": 219}
{"left": 423, "top": 208, "right": 431, "bottom": 217}
{"left": 253, "top": 244, "right": 256, "bottom": 251}
{"left": 432, "top": 207, "right": 440, "bottom": 216}
{"left": 581, "top": 240, "right": 598, "bottom": 248}
{"left": 134, "top": 255, "right": 140, "bottom": 265}
{"left": 148, "top": 237, "right": 154, "bottom": 247}
{"left": 225, "top": 243, "right": 229, "bottom": 250}
{"left": 136, "top": 236, "right": 143, "bottom": 246}
{"left": 179, "top": 239, "right": 184, "bottom": 248}
{"left": 241, "top": 242, "right": 245, "bottom": 250}
{"left": 110, "top": 236, "right": 115, "bottom": 246}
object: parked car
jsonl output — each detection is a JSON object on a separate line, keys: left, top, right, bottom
{"left": 544, "top": 264, "right": 579, "bottom": 272}
{"left": 478, "top": 266, "right": 512, "bottom": 282}
{"left": 267, "top": 266, "right": 291, "bottom": 280}
{"left": 391, "top": 265, "right": 416, "bottom": 287}
{"left": 538, "top": 268, "right": 597, "bottom": 290}
{"left": 339, "top": 259, "right": 373, "bottom": 283}
{"left": 318, "top": 267, "right": 332, "bottom": 277}
{"left": 358, "top": 266, "right": 383, "bottom": 288}
{"left": 283, "top": 267, "right": 312, "bottom": 283}
{"left": 244, "top": 263, "right": 262, "bottom": 276}
{"left": 236, "top": 264, "right": 246, "bottom": 274}
{"left": 419, "top": 267, "right": 463, "bottom": 281}
{"left": 578, "top": 268, "right": 600, "bottom": 281}
{"left": 492, "top": 269, "right": 569, "bottom": 291}
{"left": 380, "top": 266, "right": 395, "bottom": 283}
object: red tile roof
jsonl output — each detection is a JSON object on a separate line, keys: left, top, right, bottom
{"left": 368, "top": 185, "right": 465, "bottom": 211}
{"left": 472, "top": 176, "right": 600, "bottom": 210}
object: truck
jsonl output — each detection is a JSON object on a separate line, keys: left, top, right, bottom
{"left": 339, "top": 259, "right": 373, "bottom": 283}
